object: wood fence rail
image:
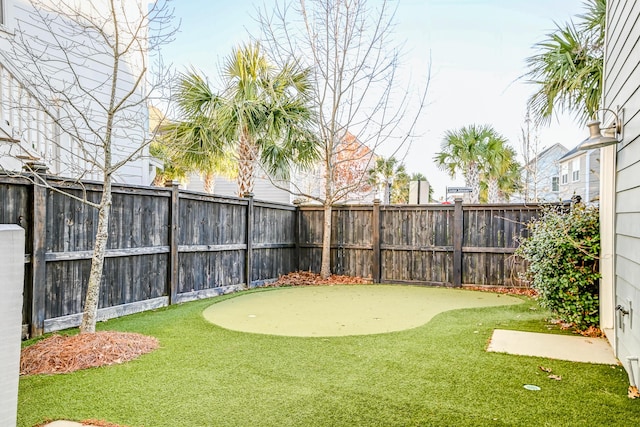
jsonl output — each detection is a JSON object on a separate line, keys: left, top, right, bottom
{"left": 0, "top": 175, "right": 552, "bottom": 337}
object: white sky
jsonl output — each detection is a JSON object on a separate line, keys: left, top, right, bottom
{"left": 160, "top": 0, "right": 588, "bottom": 200}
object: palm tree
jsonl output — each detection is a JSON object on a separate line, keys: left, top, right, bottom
{"left": 496, "top": 151, "right": 522, "bottom": 202}
{"left": 169, "top": 43, "right": 319, "bottom": 197}
{"left": 152, "top": 73, "right": 234, "bottom": 193}
{"left": 435, "top": 124, "right": 495, "bottom": 203}
{"left": 481, "top": 134, "right": 521, "bottom": 203}
{"left": 367, "top": 156, "right": 408, "bottom": 204}
{"left": 217, "top": 43, "right": 319, "bottom": 196}
{"left": 482, "top": 141, "right": 521, "bottom": 203}
{"left": 524, "top": 0, "right": 605, "bottom": 125}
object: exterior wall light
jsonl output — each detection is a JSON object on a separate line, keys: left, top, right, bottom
{"left": 577, "top": 107, "right": 624, "bottom": 151}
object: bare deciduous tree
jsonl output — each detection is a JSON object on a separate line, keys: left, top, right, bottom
{"left": 519, "top": 109, "right": 541, "bottom": 202}
{"left": 257, "top": 0, "right": 429, "bottom": 278}
{"left": 0, "top": 0, "right": 176, "bottom": 333}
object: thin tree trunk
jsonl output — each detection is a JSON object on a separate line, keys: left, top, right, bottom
{"left": 320, "top": 156, "right": 333, "bottom": 279}
{"left": 321, "top": 202, "right": 332, "bottom": 278}
{"left": 204, "top": 172, "right": 215, "bottom": 194}
{"left": 80, "top": 179, "right": 112, "bottom": 333}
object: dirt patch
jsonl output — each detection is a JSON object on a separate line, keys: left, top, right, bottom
{"left": 21, "top": 331, "right": 158, "bottom": 376}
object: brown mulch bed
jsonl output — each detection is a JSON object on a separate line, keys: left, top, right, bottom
{"left": 21, "top": 331, "right": 159, "bottom": 376}
{"left": 463, "top": 285, "right": 538, "bottom": 297}
{"left": 268, "top": 271, "right": 372, "bottom": 287}
{"left": 270, "top": 272, "right": 536, "bottom": 296}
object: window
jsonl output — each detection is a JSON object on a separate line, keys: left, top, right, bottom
{"left": 561, "top": 164, "right": 568, "bottom": 184}
{"left": 0, "top": 0, "right": 14, "bottom": 32}
{"left": 572, "top": 158, "right": 580, "bottom": 182}
{"left": 552, "top": 176, "right": 559, "bottom": 192}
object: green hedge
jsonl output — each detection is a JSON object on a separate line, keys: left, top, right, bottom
{"left": 516, "top": 203, "right": 600, "bottom": 330}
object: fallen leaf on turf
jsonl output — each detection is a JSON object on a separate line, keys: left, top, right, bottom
{"left": 539, "top": 366, "right": 552, "bottom": 373}
{"left": 629, "top": 386, "right": 640, "bottom": 399}
{"left": 548, "top": 374, "right": 562, "bottom": 381}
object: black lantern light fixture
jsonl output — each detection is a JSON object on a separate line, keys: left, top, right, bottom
{"left": 577, "top": 107, "right": 624, "bottom": 151}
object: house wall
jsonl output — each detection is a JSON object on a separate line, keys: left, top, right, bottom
{"left": 559, "top": 150, "right": 600, "bottom": 203}
{"left": 0, "top": 0, "right": 151, "bottom": 185}
{"left": 604, "top": 0, "right": 640, "bottom": 387}
{"left": 512, "top": 143, "right": 567, "bottom": 202}
{"left": 186, "top": 172, "right": 292, "bottom": 204}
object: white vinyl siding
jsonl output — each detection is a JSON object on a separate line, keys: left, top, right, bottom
{"left": 0, "top": 0, "right": 150, "bottom": 185}
{"left": 571, "top": 158, "right": 580, "bottom": 182}
{"left": 604, "top": 0, "right": 640, "bottom": 386}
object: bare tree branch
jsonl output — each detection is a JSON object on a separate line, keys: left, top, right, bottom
{"left": 256, "top": 0, "right": 430, "bottom": 277}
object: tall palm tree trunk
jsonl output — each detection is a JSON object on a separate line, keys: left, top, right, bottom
{"left": 237, "top": 132, "right": 257, "bottom": 197}
{"left": 488, "top": 178, "right": 500, "bottom": 203}
{"left": 466, "top": 163, "right": 480, "bottom": 203}
{"left": 203, "top": 172, "right": 215, "bottom": 194}
{"left": 151, "top": 170, "right": 165, "bottom": 187}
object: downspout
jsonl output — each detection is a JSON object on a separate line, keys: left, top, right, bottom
{"left": 626, "top": 356, "right": 638, "bottom": 389}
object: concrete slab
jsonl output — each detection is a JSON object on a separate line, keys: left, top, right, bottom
{"left": 487, "top": 329, "right": 618, "bottom": 365}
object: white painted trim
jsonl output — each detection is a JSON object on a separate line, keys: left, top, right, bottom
{"left": 600, "top": 144, "right": 616, "bottom": 345}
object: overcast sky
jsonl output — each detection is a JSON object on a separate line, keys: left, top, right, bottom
{"left": 161, "top": 0, "right": 588, "bottom": 199}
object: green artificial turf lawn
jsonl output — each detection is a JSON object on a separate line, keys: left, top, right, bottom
{"left": 18, "top": 286, "right": 639, "bottom": 427}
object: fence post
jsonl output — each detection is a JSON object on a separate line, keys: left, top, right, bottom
{"left": 29, "top": 168, "right": 48, "bottom": 337}
{"left": 245, "top": 193, "right": 254, "bottom": 289}
{"left": 453, "top": 198, "right": 463, "bottom": 287}
{"left": 166, "top": 180, "right": 180, "bottom": 304}
{"left": 372, "top": 199, "right": 381, "bottom": 283}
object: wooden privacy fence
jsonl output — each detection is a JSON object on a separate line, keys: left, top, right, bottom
{"left": 298, "top": 200, "right": 547, "bottom": 287}
{"left": 1, "top": 175, "right": 552, "bottom": 337}
{"left": 0, "top": 175, "right": 296, "bottom": 337}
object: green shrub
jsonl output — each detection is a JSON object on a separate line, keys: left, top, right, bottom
{"left": 516, "top": 203, "right": 600, "bottom": 330}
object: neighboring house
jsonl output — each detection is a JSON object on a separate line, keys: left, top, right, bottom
{"left": 0, "top": 0, "right": 153, "bottom": 185}
{"left": 293, "top": 131, "right": 377, "bottom": 204}
{"left": 186, "top": 172, "right": 292, "bottom": 204}
{"left": 558, "top": 146, "right": 600, "bottom": 203}
{"left": 600, "top": 0, "right": 640, "bottom": 394}
{"left": 512, "top": 143, "right": 568, "bottom": 202}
